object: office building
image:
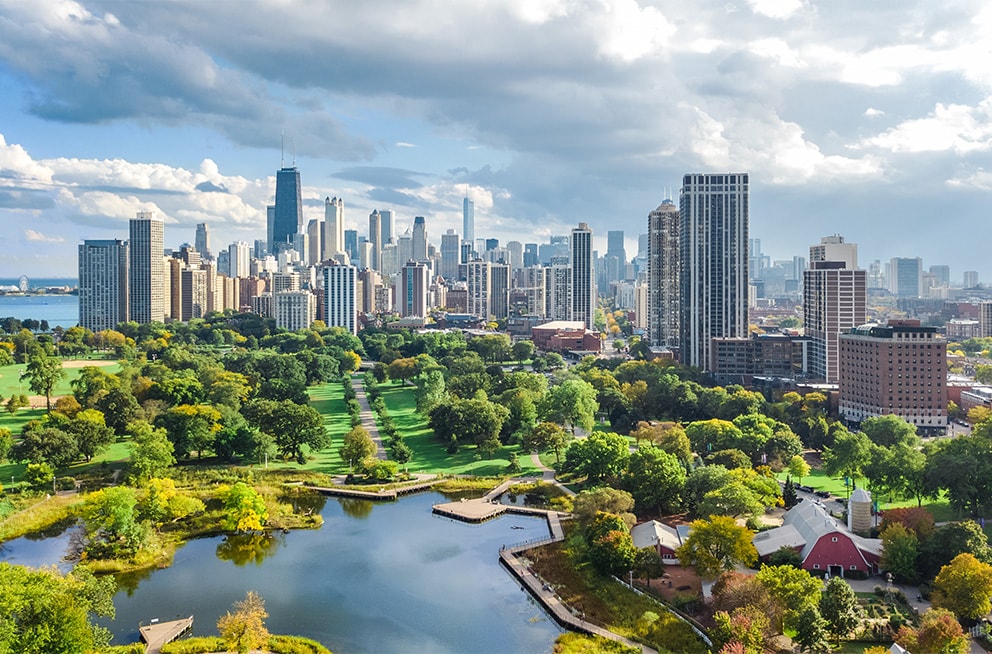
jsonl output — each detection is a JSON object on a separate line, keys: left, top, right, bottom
{"left": 78, "top": 239, "right": 129, "bottom": 332}
{"left": 129, "top": 211, "right": 166, "bottom": 324}
{"left": 271, "top": 166, "right": 302, "bottom": 254}
{"left": 570, "top": 223, "right": 595, "bottom": 330}
{"left": 306, "top": 219, "right": 323, "bottom": 265}
{"left": 344, "top": 230, "right": 359, "bottom": 262}
{"left": 463, "top": 196, "right": 474, "bottom": 247}
{"left": 524, "top": 243, "right": 539, "bottom": 268}
{"left": 323, "top": 264, "right": 357, "bottom": 334}
{"left": 323, "top": 196, "right": 344, "bottom": 261}
{"left": 399, "top": 261, "right": 430, "bottom": 317}
{"left": 888, "top": 257, "right": 923, "bottom": 298}
{"left": 440, "top": 229, "right": 461, "bottom": 280}
{"left": 604, "top": 230, "right": 626, "bottom": 288}
{"left": 380, "top": 210, "right": 394, "bottom": 245}
{"left": 647, "top": 200, "right": 679, "bottom": 347}
{"left": 506, "top": 241, "right": 524, "bottom": 271}
{"left": 194, "top": 223, "right": 211, "bottom": 259}
{"left": 412, "top": 216, "right": 428, "bottom": 261}
{"left": 839, "top": 320, "right": 947, "bottom": 433}
{"left": 275, "top": 290, "right": 316, "bottom": 332}
{"left": 368, "top": 210, "right": 382, "bottom": 271}
{"left": 678, "top": 173, "right": 749, "bottom": 371}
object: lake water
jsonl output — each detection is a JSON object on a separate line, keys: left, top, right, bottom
{"left": 0, "top": 294, "right": 79, "bottom": 330}
{"left": 0, "top": 491, "right": 562, "bottom": 653}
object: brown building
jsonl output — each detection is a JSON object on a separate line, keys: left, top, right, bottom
{"left": 838, "top": 320, "right": 947, "bottom": 433}
{"left": 710, "top": 333, "right": 809, "bottom": 385}
{"left": 531, "top": 320, "right": 602, "bottom": 353}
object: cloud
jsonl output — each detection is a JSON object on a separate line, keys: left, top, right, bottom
{"left": 395, "top": 142, "right": 416, "bottom": 148}
{"left": 332, "top": 166, "right": 430, "bottom": 189}
{"left": 24, "top": 229, "right": 64, "bottom": 243}
{"left": 858, "top": 99, "right": 992, "bottom": 154}
{"left": 864, "top": 108, "right": 885, "bottom": 117}
{"left": 747, "top": 0, "right": 804, "bottom": 20}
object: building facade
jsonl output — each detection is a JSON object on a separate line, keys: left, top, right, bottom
{"left": 129, "top": 211, "right": 165, "bottom": 324}
{"left": 78, "top": 239, "right": 129, "bottom": 332}
{"left": 275, "top": 290, "right": 316, "bottom": 332}
{"left": 804, "top": 259, "right": 866, "bottom": 383}
{"left": 648, "top": 200, "right": 679, "bottom": 347}
{"left": 678, "top": 173, "right": 749, "bottom": 371}
{"left": 570, "top": 223, "right": 595, "bottom": 329}
{"left": 271, "top": 166, "right": 302, "bottom": 254}
{"left": 399, "top": 261, "right": 429, "bottom": 317}
{"left": 323, "top": 264, "right": 357, "bottom": 334}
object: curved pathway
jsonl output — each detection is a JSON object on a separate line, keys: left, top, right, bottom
{"left": 529, "top": 452, "right": 576, "bottom": 496}
{"left": 352, "top": 376, "right": 387, "bottom": 460}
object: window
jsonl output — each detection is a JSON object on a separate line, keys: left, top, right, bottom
{"left": 813, "top": 564, "right": 820, "bottom": 569}
{"left": 832, "top": 537, "right": 838, "bottom": 542}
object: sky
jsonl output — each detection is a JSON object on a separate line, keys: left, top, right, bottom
{"left": 0, "top": 0, "right": 990, "bottom": 281}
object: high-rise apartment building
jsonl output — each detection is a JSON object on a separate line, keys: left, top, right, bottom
{"left": 368, "top": 210, "right": 382, "bottom": 271}
{"left": 839, "top": 320, "right": 946, "bottom": 432}
{"left": 804, "top": 259, "right": 866, "bottom": 383}
{"left": 78, "top": 239, "right": 129, "bottom": 332}
{"left": 275, "top": 290, "right": 316, "bottom": 332}
{"left": 271, "top": 166, "right": 302, "bottom": 254}
{"left": 194, "top": 223, "right": 211, "bottom": 259}
{"left": 570, "top": 223, "right": 595, "bottom": 330}
{"left": 380, "top": 210, "right": 394, "bottom": 245}
{"left": 440, "top": 229, "right": 461, "bottom": 280}
{"left": 506, "top": 241, "right": 524, "bottom": 271}
{"left": 463, "top": 197, "right": 474, "bottom": 247}
{"left": 180, "top": 267, "right": 207, "bottom": 321}
{"left": 810, "top": 234, "right": 857, "bottom": 269}
{"left": 323, "top": 264, "right": 357, "bottom": 334}
{"left": 521, "top": 266, "right": 547, "bottom": 317}
{"left": 647, "top": 200, "right": 679, "bottom": 347}
{"left": 306, "top": 219, "right": 323, "bottom": 265}
{"left": 888, "top": 257, "right": 923, "bottom": 298}
{"left": 465, "top": 260, "right": 508, "bottom": 320}
{"left": 412, "top": 216, "right": 428, "bottom": 261}
{"left": 548, "top": 263, "right": 570, "bottom": 321}
{"left": 678, "top": 173, "right": 749, "bottom": 371}
{"left": 129, "top": 211, "right": 165, "bottom": 324}
{"left": 964, "top": 271, "right": 980, "bottom": 288}
{"left": 399, "top": 261, "right": 429, "bottom": 317}
{"left": 323, "top": 197, "right": 344, "bottom": 261}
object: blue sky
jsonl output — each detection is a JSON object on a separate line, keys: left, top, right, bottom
{"left": 0, "top": 0, "right": 990, "bottom": 281}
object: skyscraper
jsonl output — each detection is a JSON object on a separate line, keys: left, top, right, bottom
{"left": 440, "top": 229, "right": 461, "bottom": 280}
{"left": 271, "top": 166, "right": 302, "bottom": 254}
{"left": 463, "top": 197, "right": 474, "bottom": 247}
{"left": 648, "top": 200, "right": 679, "bottom": 347}
{"left": 605, "top": 230, "right": 626, "bottom": 286}
{"left": 380, "top": 209, "right": 394, "bottom": 244}
{"left": 570, "top": 223, "right": 595, "bottom": 329}
{"left": 344, "top": 230, "right": 359, "bottom": 262}
{"left": 129, "top": 211, "right": 165, "bottom": 324}
{"left": 306, "top": 218, "right": 323, "bottom": 265}
{"left": 679, "top": 173, "right": 749, "bottom": 371}
{"left": 368, "top": 210, "right": 382, "bottom": 271}
{"left": 412, "top": 216, "right": 428, "bottom": 261}
{"left": 324, "top": 197, "right": 344, "bottom": 261}
{"left": 323, "top": 264, "right": 358, "bottom": 334}
{"left": 78, "top": 239, "right": 129, "bottom": 332}
{"left": 399, "top": 261, "right": 429, "bottom": 317}
{"left": 805, "top": 259, "right": 866, "bottom": 383}
{"left": 228, "top": 241, "right": 251, "bottom": 278}
{"left": 888, "top": 257, "right": 923, "bottom": 298}
{"left": 194, "top": 223, "right": 211, "bottom": 259}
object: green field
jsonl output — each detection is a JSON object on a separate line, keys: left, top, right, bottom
{"left": 0, "top": 359, "right": 121, "bottom": 399}
{"left": 371, "top": 381, "right": 542, "bottom": 477}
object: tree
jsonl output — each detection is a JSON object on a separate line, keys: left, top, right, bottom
{"left": 819, "top": 577, "right": 863, "bottom": 641}
{"left": 586, "top": 512, "right": 638, "bottom": 576}
{"left": 391, "top": 440, "right": 412, "bottom": 472}
{"left": 931, "top": 553, "right": 992, "bottom": 621}
{"left": 522, "top": 421, "right": 570, "bottom": 464}
{"left": 82, "top": 486, "right": 145, "bottom": 558}
{"left": 428, "top": 396, "right": 509, "bottom": 450}
{"left": 822, "top": 429, "right": 871, "bottom": 489}
{"left": 782, "top": 476, "right": 798, "bottom": 508}
{"left": 755, "top": 564, "right": 822, "bottom": 631}
{"left": 787, "top": 455, "right": 811, "bottom": 484}
{"left": 711, "top": 571, "right": 783, "bottom": 631}
{"left": 685, "top": 419, "right": 744, "bottom": 456}
{"left": 415, "top": 369, "right": 446, "bottom": 415}
{"left": 861, "top": 415, "right": 920, "bottom": 447}
{"left": 20, "top": 352, "right": 65, "bottom": 411}
{"left": 880, "top": 523, "right": 920, "bottom": 584}
{"left": 66, "top": 408, "right": 115, "bottom": 461}
{"left": 138, "top": 477, "right": 204, "bottom": 524}
{"left": 539, "top": 379, "right": 598, "bottom": 434}
{"left": 710, "top": 606, "right": 769, "bottom": 654}
{"left": 23, "top": 461, "right": 54, "bottom": 489}
{"left": 127, "top": 420, "right": 176, "bottom": 481}
{"left": 793, "top": 606, "right": 830, "bottom": 653}
{"left": 676, "top": 515, "right": 757, "bottom": 579}
{"left": 572, "top": 487, "right": 636, "bottom": 528}
{"left": 895, "top": 608, "right": 969, "bottom": 654}
{"left": 0, "top": 427, "right": 11, "bottom": 463}
{"left": 560, "top": 430, "right": 630, "bottom": 482}
{"left": 12, "top": 426, "right": 79, "bottom": 469}
{"left": 94, "top": 385, "right": 140, "bottom": 435}
{"left": 219, "top": 482, "right": 268, "bottom": 533}
{"left": 923, "top": 435, "right": 992, "bottom": 516}
{"left": 919, "top": 520, "right": 992, "bottom": 580}
{"left": 5, "top": 393, "right": 28, "bottom": 415}
{"left": 387, "top": 357, "right": 418, "bottom": 384}
{"left": 242, "top": 399, "right": 329, "bottom": 464}
{"left": 340, "top": 425, "right": 377, "bottom": 472}
{"left": 511, "top": 340, "right": 534, "bottom": 362}
{"left": 155, "top": 403, "right": 222, "bottom": 459}
{"left": 633, "top": 547, "right": 665, "bottom": 586}
{"left": 217, "top": 591, "right": 270, "bottom": 654}
{"left": 0, "top": 562, "right": 116, "bottom": 653}
{"left": 623, "top": 444, "right": 686, "bottom": 514}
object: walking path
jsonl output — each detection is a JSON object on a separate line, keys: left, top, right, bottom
{"left": 352, "top": 376, "right": 387, "bottom": 460}
{"left": 529, "top": 452, "right": 576, "bottom": 496}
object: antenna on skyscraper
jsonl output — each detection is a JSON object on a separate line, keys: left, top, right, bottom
{"left": 292, "top": 137, "right": 297, "bottom": 167}
{"left": 280, "top": 131, "right": 285, "bottom": 168}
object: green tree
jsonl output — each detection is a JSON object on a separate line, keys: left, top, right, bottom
{"left": 895, "top": 608, "right": 969, "bottom": 654}
{"left": 787, "top": 455, "right": 811, "bottom": 484}
{"left": 217, "top": 591, "right": 270, "bottom": 654}
{"left": 823, "top": 429, "right": 871, "bottom": 489}
{"left": 94, "top": 385, "right": 140, "bottom": 435}
{"left": 931, "top": 552, "right": 992, "bottom": 621}
{"left": 586, "top": 512, "right": 638, "bottom": 577}
{"left": 511, "top": 340, "right": 534, "bottom": 362}
{"left": 676, "top": 515, "right": 757, "bottom": 579}
{"left": 522, "top": 421, "right": 570, "bottom": 463}
{"left": 66, "top": 408, "right": 115, "bottom": 462}
{"left": 861, "top": 415, "right": 920, "bottom": 447}
{"left": 793, "top": 606, "right": 830, "bottom": 653}
{"left": 82, "top": 486, "right": 145, "bottom": 558}
{"left": 20, "top": 352, "right": 65, "bottom": 411}
{"left": 919, "top": 520, "right": 992, "bottom": 580}
{"left": 415, "top": 369, "right": 446, "bottom": 415}
{"left": 623, "top": 444, "right": 686, "bottom": 514}
{"left": 572, "top": 487, "right": 636, "bottom": 528}
{"left": 819, "top": 577, "right": 862, "bottom": 642}
{"left": 5, "top": 393, "right": 28, "bottom": 415}
{"left": 11, "top": 426, "right": 79, "bottom": 469}
{"left": 387, "top": 357, "right": 418, "bottom": 384}
{"left": 710, "top": 606, "right": 769, "bottom": 654}
{"left": 339, "top": 425, "right": 377, "bottom": 472}
{"left": 539, "top": 379, "right": 598, "bottom": 434}
{"left": 138, "top": 477, "right": 204, "bottom": 524}
{"left": 428, "top": 396, "right": 508, "bottom": 450}
{"left": 880, "top": 523, "right": 920, "bottom": 584}
{"left": 23, "top": 461, "right": 54, "bottom": 489}
{"left": 560, "top": 431, "right": 630, "bottom": 482}
{"left": 219, "top": 482, "right": 268, "bottom": 533}
{"left": 127, "top": 420, "right": 176, "bottom": 481}
{"left": 242, "top": 399, "right": 329, "bottom": 464}
{"left": 755, "top": 564, "right": 822, "bottom": 631}
{"left": 0, "top": 562, "right": 116, "bottom": 653}
{"left": 685, "top": 419, "right": 743, "bottom": 456}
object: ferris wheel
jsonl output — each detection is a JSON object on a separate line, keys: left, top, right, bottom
{"left": 17, "top": 275, "right": 28, "bottom": 292}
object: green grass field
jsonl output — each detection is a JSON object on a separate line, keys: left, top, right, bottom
{"left": 0, "top": 359, "right": 120, "bottom": 399}
{"left": 372, "top": 381, "right": 542, "bottom": 476}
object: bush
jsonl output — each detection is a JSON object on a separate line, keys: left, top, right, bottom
{"left": 56, "top": 476, "right": 76, "bottom": 491}
{"left": 266, "top": 634, "right": 333, "bottom": 654}
{"left": 846, "top": 569, "right": 869, "bottom": 580}
{"left": 160, "top": 637, "right": 227, "bottom": 654}
{"left": 98, "top": 645, "right": 147, "bottom": 654}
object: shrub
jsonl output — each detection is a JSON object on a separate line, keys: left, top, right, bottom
{"left": 56, "top": 476, "right": 76, "bottom": 491}
{"left": 846, "top": 569, "right": 869, "bottom": 580}
{"left": 99, "top": 645, "right": 147, "bottom": 654}
{"left": 160, "top": 637, "right": 227, "bottom": 654}
{"left": 266, "top": 634, "right": 332, "bottom": 654}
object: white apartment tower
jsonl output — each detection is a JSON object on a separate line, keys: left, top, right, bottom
{"left": 228, "top": 241, "right": 251, "bottom": 279}
{"left": 569, "top": 223, "right": 595, "bottom": 329}
{"left": 129, "top": 211, "right": 166, "bottom": 324}
{"left": 275, "top": 290, "right": 317, "bottom": 332}
{"left": 78, "top": 239, "right": 129, "bottom": 332}
{"left": 324, "top": 197, "right": 345, "bottom": 262}
{"left": 323, "top": 264, "right": 358, "bottom": 334}
{"left": 679, "top": 173, "right": 749, "bottom": 371}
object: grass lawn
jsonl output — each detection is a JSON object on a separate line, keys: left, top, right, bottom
{"left": 0, "top": 406, "right": 47, "bottom": 435}
{"left": 0, "top": 359, "right": 121, "bottom": 399}
{"left": 372, "top": 381, "right": 543, "bottom": 477}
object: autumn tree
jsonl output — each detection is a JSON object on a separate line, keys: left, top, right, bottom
{"left": 217, "top": 591, "right": 270, "bottom": 653}
{"left": 676, "top": 515, "right": 757, "bottom": 579}
{"left": 895, "top": 608, "right": 968, "bottom": 654}
{"left": 787, "top": 455, "right": 811, "bottom": 484}
{"left": 931, "top": 552, "right": 992, "bottom": 621}
{"left": 522, "top": 421, "right": 570, "bottom": 464}
{"left": 219, "top": 482, "right": 268, "bottom": 533}
{"left": 339, "top": 425, "right": 377, "bottom": 472}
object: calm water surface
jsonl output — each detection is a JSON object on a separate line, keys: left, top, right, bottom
{"left": 2, "top": 491, "right": 562, "bottom": 653}
{"left": 0, "top": 294, "right": 79, "bottom": 329}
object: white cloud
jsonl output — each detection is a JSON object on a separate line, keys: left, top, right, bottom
{"left": 0, "top": 134, "right": 54, "bottom": 185}
{"left": 593, "top": 0, "right": 675, "bottom": 62}
{"left": 864, "top": 108, "right": 885, "bottom": 117}
{"left": 24, "top": 229, "right": 64, "bottom": 243}
{"left": 946, "top": 168, "right": 992, "bottom": 191}
{"left": 746, "top": 0, "right": 804, "bottom": 20}
{"left": 395, "top": 142, "right": 417, "bottom": 148}
{"left": 859, "top": 99, "right": 992, "bottom": 154}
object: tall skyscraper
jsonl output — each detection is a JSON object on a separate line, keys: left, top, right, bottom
{"left": 462, "top": 196, "right": 474, "bottom": 247}
{"left": 412, "top": 216, "right": 428, "bottom": 261}
{"left": 679, "top": 173, "right": 749, "bottom": 371}
{"left": 570, "top": 223, "right": 595, "bottom": 329}
{"left": 804, "top": 237, "right": 866, "bottom": 383}
{"left": 466, "top": 260, "right": 493, "bottom": 320}
{"left": 648, "top": 200, "right": 679, "bottom": 347}
{"left": 129, "top": 211, "right": 165, "bottom": 324}
{"left": 888, "top": 257, "right": 923, "bottom": 298}
{"left": 323, "top": 264, "right": 358, "bottom": 334}
{"left": 78, "top": 239, "right": 129, "bottom": 332}
{"left": 440, "top": 229, "right": 461, "bottom": 280}
{"left": 344, "top": 230, "right": 359, "bottom": 262}
{"left": 506, "top": 241, "right": 524, "bottom": 270}
{"left": 399, "top": 261, "right": 429, "bottom": 317}
{"left": 605, "top": 230, "right": 626, "bottom": 286}
{"left": 324, "top": 197, "right": 344, "bottom": 261}
{"left": 380, "top": 210, "right": 394, "bottom": 244}
{"left": 228, "top": 241, "right": 251, "bottom": 278}
{"left": 306, "top": 218, "right": 323, "bottom": 265}
{"left": 271, "top": 166, "right": 302, "bottom": 254}
{"left": 368, "top": 210, "right": 382, "bottom": 271}
{"left": 194, "top": 223, "right": 211, "bottom": 259}
{"left": 524, "top": 243, "right": 539, "bottom": 268}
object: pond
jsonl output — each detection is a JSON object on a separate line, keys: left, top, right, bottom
{"left": 1, "top": 491, "right": 563, "bottom": 653}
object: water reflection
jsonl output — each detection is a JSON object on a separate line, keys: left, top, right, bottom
{"left": 337, "top": 497, "right": 374, "bottom": 519}
{"left": 216, "top": 532, "right": 284, "bottom": 567}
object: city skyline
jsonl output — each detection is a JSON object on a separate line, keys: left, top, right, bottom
{"left": 1, "top": 2, "right": 990, "bottom": 278}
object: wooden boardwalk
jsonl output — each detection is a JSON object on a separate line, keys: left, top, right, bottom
{"left": 309, "top": 478, "right": 442, "bottom": 501}
{"left": 139, "top": 616, "right": 193, "bottom": 654}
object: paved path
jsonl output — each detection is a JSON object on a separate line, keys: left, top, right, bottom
{"left": 352, "top": 376, "right": 387, "bottom": 460}
{"left": 529, "top": 452, "right": 576, "bottom": 496}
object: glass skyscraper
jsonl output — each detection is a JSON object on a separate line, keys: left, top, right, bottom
{"left": 270, "top": 166, "right": 302, "bottom": 254}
